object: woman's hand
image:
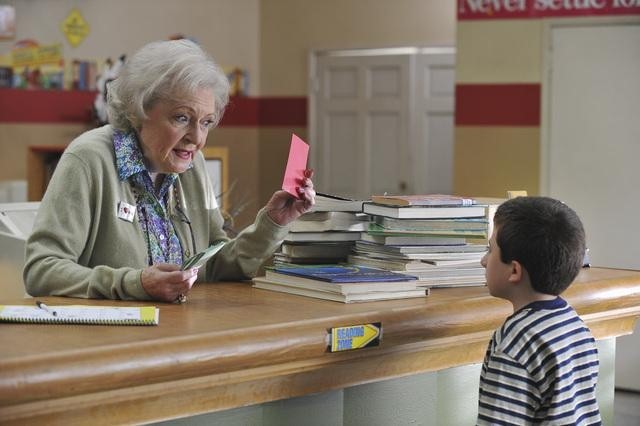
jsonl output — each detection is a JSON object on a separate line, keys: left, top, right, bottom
{"left": 141, "top": 263, "right": 199, "bottom": 302}
{"left": 266, "top": 169, "right": 316, "bottom": 226}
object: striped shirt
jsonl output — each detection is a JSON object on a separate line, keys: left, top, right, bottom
{"left": 477, "top": 297, "right": 601, "bottom": 425}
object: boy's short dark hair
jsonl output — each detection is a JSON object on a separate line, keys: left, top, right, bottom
{"left": 494, "top": 196, "right": 586, "bottom": 295}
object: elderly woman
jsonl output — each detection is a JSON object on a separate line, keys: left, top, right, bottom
{"left": 23, "top": 39, "right": 315, "bottom": 302}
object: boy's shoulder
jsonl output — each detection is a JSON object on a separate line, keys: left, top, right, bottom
{"left": 495, "top": 298, "right": 580, "bottom": 354}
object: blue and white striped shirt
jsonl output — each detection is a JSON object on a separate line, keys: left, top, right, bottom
{"left": 478, "top": 297, "right": 601, "bottom": 425}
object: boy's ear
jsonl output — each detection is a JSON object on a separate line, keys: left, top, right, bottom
{"left": 508, "top": 260, "right": 523, "bottom": 283}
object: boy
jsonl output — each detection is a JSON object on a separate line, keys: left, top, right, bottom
{"left": 477, "top": 196, "right": 601, "bottom": 425}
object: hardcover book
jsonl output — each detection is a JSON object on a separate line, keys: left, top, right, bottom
{"left": 253, "top": 278, "right": 427, "bottom": 303}
{"left": 261, "top": 270, "right": 419, "bottom": 294}
{"left": 373, "top": 216, "right": 488, "bottom": 232}
{"left": 290, "top": 211, "right": 369, "bottom": 233}
{"left": 370, "top": 194, "right": 476, "bottom": 207}
{"left": 311, "top": 193, "right": 367, "bottom": 212}
{"left": 270, "top": 264, "right": 418, "bottom": 283}
{"left": 284, "top": 231, "right": 362, "bottom": 243}
{"left": 363, "top": 203, "right": 486, "bottom": 220}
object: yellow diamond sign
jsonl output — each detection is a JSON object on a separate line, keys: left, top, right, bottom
{"left": 61, "top": 9, "right": 90, "bottom": 48}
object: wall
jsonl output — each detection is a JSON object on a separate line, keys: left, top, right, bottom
{"left": 0, "top": 0, "right": 456, "bottom": 228}
{"left": 453, "top": 4, "right": 640, "bottom": 198}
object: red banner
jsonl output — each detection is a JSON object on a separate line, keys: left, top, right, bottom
{"left": 458, "top": 0, "right": 640, "bottom": 20}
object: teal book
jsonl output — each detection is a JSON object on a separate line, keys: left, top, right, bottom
{"left": 270, "top": 265, "right": 417, "bottom": 283}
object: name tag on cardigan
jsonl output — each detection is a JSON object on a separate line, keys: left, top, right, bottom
{"left": 117, "top": 201, "right": 136, "bottom": 223}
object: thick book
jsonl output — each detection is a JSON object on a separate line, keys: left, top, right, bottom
{"left": 370, "top": 194, "right": 476, "bottom": 207}
{"left": 363, "top": 203, "right": 486, "bottom": 219}
{"left": 253, "top": 278, "right": 427, "bottom": 303}
{"left": 271, "top": 264, "right": 418, "bottom": 284}
{"left": 373, "top": 216, "right": 488, "bottom": 233}
{"left": 355, "top": 240, "right": 487, "bottom": 255}
{"left": 274, "top": 253, "right": 350, "bottom": 265}
{"left": 362, "top": 228, "right": 468, "bottom": 245}
{"left": 290, "top": 211, "right": 369, "bottom": 233}
{"left": 280, "top": 242, "right": 354, "bottom": 258}
{"left": 0, "top": 304, "right": 159, "bottom": 325}
{"left": 352, "top": 249, "right": 484, "bottom": 262}
{"left": 284, "top": 231, "right": 362, "bottom": 243}
{"left": 347, "top": 254, "right": 429, "bottom": 272}
{"left": 261, "top": 270, "right": 419, "bottom": 294}
{"left": 311, "top": 193, "right": 367, "bottom": 212}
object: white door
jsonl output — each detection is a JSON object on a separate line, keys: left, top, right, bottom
{"left": 413, "top": 49, "right": 456, "bottom": 194}
{"left": 543, "top": 22, "right": 640, "bottom": 391}
{"left": 310, "top": 48, "right": 455, "bottom": 200}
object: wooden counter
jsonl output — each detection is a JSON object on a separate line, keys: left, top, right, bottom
{"left": 1, "top": 267, "right": 640, "bottom": 425}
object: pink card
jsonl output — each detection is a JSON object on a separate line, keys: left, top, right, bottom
{"left": 282, "top": 134, "right": 309, "bottom": 198}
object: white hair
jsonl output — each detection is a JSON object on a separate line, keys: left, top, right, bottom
{"left": 107, "top": 39, "right": 230, "bottom": 131}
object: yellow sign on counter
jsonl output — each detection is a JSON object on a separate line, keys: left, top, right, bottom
{"left": 329, "top": 323, "right": 381, "bottom": 352}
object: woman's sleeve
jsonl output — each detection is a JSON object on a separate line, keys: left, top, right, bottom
{"left": 23, "top": 152, "right": 150, "bottom": 300}
{"left": 204, "top": 206, "right": 290, "bottom": 281}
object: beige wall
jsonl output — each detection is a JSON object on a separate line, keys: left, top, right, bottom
{"left": 259, "top": 0, "right": 456, "bottom": 95}
{"left": 456, "top": 20, "right": 542, "bottom": 84}
{"left": 453, "top": 15, "right": 637, "bottom": 198}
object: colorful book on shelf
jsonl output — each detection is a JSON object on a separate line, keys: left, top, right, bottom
{"left": 370, "top": 194, "right": 476, "bottom": 207}
{"left": 363, "top": 202, "right": 486, "bottom": 219}
{"left": 0, "top": 304, "right": 159, "bottom": 325}
{"left": 253, "top": 277, "right": 427, "bottom": 303}
{"left": 269, "top": 264, "right": 418, "bottom": 284}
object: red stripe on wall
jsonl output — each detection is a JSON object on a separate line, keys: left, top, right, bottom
{"left": 0, "top": 88, "right": 97, "bottom": 123}
{"left": 0, "top": 89, "right": 308, "bottom": 127}
{"left": 258, "top": 97, "right": 307, "bottom": 127}
{"left": 455, "top": 84, "right": 540, "bottom": 126}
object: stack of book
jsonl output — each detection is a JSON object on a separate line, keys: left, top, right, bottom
{"left": 275, "top": 193, "right": 368, "bottom": 265}
{"left": 350, "top": 194, "right": 491, "bottom": 288}
{"left": 253, "top": 264, "right": 427, "bottom": 303}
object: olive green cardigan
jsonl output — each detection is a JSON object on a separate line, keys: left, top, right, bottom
{"left": 23, "top": 125, "right": 289, "bottom": 300}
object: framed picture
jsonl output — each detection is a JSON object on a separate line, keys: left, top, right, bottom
{"left": 202, "top": 147, "right": 228, "bottom": 211}
{"left": 0, "top": 6, "right": 16, "bottom": 40}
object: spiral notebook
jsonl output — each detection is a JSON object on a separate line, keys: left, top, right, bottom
{"left": 0, "top": 304, "right": 159, "bottom": 325}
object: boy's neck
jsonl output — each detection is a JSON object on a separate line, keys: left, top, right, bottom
{"left": 509, "top": 289, "right": 557, "bottom": 312}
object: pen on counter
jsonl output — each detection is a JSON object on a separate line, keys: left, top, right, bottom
{"left": 36, "top": 300, "right": 57, "bottom": 316}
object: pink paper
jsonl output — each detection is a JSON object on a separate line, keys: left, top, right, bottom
{"left": 282, "top": 134, "right": 309, "bottom": 198}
